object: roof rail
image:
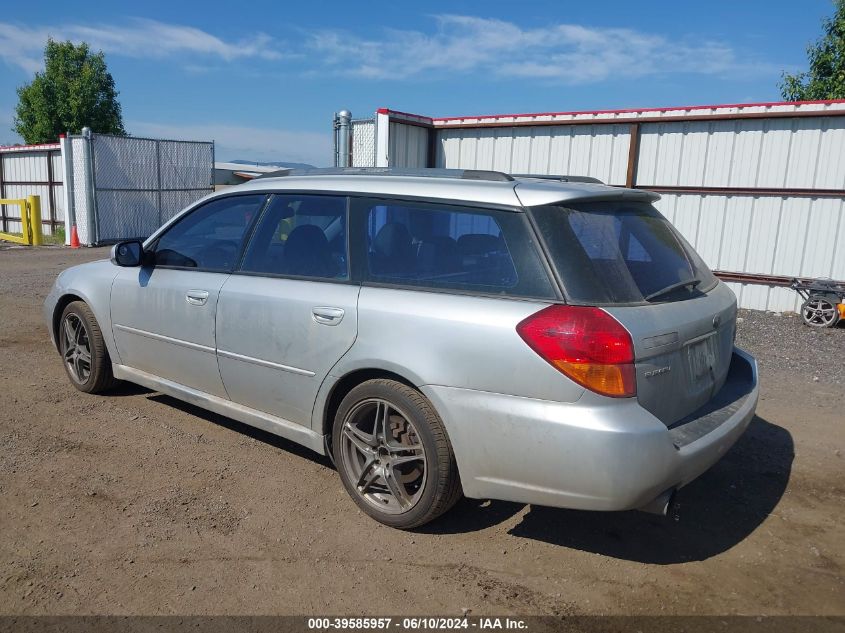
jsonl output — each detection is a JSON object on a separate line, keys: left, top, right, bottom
{"left": 256, "top": 167, "right": 514, "bottom": 182}
{"left": 511, "top": 174, "right": 605, "bottom": 184}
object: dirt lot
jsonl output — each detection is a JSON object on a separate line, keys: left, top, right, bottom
{"left": 0, "top": 246, "right": 843, "bottom": 617}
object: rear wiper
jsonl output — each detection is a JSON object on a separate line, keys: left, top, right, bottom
{"left": 645, "top": 278, "right": 701, "bottom": 302}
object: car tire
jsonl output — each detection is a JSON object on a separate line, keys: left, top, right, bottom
{"left": 332, "top": 378, "right": 462, "bottom": 529}
{"left": 58, "top": 301, "right": 116, "bottom": 394}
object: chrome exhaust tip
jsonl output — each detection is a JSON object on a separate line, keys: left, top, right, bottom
{"left": 638, "top": 489, "right": 678, "bottom": 516}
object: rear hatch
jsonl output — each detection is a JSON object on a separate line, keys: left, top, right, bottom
{"left": 529, "top": 199, "right": 736, "bottom": 426}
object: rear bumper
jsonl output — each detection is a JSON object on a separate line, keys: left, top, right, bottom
{"left": 422, "top": 347, "right": 758, "bottom": 511}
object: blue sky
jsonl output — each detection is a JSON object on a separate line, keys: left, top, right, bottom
{"left": 0, "top": 0, "right": 836, "bottom": 165}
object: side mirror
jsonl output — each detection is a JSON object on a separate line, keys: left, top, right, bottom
{"left": 110, "top": 240, "right": 144, "bottom": 267}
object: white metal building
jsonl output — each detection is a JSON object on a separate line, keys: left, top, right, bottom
{"left": 343, "top": 100, "right": 845, "bottom": 312}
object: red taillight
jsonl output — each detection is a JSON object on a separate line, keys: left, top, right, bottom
{"left": 516, "top": 305, "right": 636, "bottom": 398}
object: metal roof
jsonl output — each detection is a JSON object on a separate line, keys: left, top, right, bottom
{"left": 0, "top": 142, "right": 61, "bottom": 153}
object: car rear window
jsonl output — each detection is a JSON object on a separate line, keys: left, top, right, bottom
{"left": 530, "top": 201, "right": 717, "bottom": 304}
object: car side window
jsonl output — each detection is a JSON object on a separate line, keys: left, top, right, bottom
{"left": 239, "top": 194, "right": 348, "bottom": 279}
{"left": 153, "top": 194, "right": 267, "bottom": 272}
{"left": 352, "top": 198, "right": 555, "bottom": 298}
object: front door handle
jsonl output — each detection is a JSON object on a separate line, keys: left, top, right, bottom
{"left": 312, "top": 306, "right": 345, "bottom": 326}
{"left": 186, "top": 290, "right": 209, "bottom": 306}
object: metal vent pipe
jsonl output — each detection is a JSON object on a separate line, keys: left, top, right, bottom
{"left": 334, "top": 110, "right": 352, "bottom": 167}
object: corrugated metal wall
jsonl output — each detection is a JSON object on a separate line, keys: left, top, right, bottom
{"left": 636, "top": 117, "right": 845, "bottom": 188}
{"left": 437, "top": 124, "right": 631, "bottom": 185}
{"left": 374, "top": 102, "right": 845, "bottom": 313}
{"left": 347, "top": 103, "right": 845, "bottom": 312}
{"left": 0, "top": 146, "right": 64, "bottom": 236}
{"left": 633, "top": 114, "right": 844, "bottom": 311}
{"left": 388, "top": 122, "right": 428, "bottom": 168}
{"left": 432, "top": 111, "right": 845, "bottom": 190}
{"left": 656, "top": 194, "right": 844, "bottom": 312}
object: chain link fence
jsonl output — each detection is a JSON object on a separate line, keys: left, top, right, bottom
{"left": 89, "top": 134, "right": 213, "bottom": 244}
{"left": 350, "top": 119, "right": 376, "bottom": 167}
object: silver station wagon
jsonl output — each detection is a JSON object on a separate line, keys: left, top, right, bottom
{"left": 44, "top": 168, "right": 759, "bottom": 528}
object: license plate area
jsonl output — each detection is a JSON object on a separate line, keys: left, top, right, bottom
{"left": 687, "top": 333, "right": 718, "bottom": 382}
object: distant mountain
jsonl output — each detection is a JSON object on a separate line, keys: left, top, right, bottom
{"left": 230, "top": 160, "right": 315, "bottom": 170}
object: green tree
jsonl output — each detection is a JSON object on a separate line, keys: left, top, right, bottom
{"left": 780, "top": 0, "right": 845, "bottom": 100}
{"left": 13, "top": 39, "right": 126, "bottom": 144}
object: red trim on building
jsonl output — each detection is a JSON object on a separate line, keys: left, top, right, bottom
{"left": 376, "top": 108, "right": 434, "bottom": 122}
{"left": 375, "top": 99, "right": 845, "bottom": 125}
{"left": 0, "top": 142, "right": 62, "bottom": 151}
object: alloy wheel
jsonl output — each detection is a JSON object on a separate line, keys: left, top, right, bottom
{"left": 339, "top": 398, "right": 427, "bottom": 514}
{"left": 62, "top": 313, "right": 92, "bottom": 383}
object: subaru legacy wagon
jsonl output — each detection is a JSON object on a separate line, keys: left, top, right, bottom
{"left": 44, "top": 168, "right": 759, "bottom": 528}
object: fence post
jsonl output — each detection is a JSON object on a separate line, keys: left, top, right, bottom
{"left": 60, "top": 134, "right": 74, "bottom": 245}
{"left": 625, "top": 123, "right": 641, "bottom": 189}
{"left": 27, "top": 195, "right": 42, "bottom": 245}
{"left": 82, "top": 127, "right": 98, "bottom": 246}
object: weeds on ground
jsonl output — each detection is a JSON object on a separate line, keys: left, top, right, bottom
{"left": 43, "top": 226, "right": 65, "bottom": 245}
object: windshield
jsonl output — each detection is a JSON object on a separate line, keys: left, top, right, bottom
{"left": 530, "top": 201, "right": 717, "bottom": 304}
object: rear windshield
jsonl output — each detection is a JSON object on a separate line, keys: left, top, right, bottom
{"left": 530, "top": 201, "right": 717, "bottom": 304}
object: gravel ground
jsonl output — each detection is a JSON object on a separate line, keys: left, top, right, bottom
{"left": 0, "top": 246, "right": 843, "bottom": 619}
{"left": 736, "top": 309, "right": 844, "bottom": 386}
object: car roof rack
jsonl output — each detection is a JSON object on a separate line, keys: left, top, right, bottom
{"left": 511, "top": 174, "right": 605, "bottom": 184}
{"left": 256, "top": 167, "right": 514, "bottom": 182}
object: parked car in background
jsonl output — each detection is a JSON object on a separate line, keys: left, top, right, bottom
{"left": 44, "top": 168, "right": 759, "bottom": 528}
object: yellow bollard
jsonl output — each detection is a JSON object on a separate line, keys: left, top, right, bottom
{"left": 27, "top": 195, "right": 42, "bottom": 246}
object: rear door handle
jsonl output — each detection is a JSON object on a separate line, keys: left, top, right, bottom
{"left": 186, "top": 290, "right": 209, "bottom": 306}
{"left": 312, "top": 306, "right": 345, "bottom": 326}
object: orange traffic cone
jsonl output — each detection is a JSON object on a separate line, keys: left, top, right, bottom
{"left": 70, "top": 224, "right": 80, "bottom": 249}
